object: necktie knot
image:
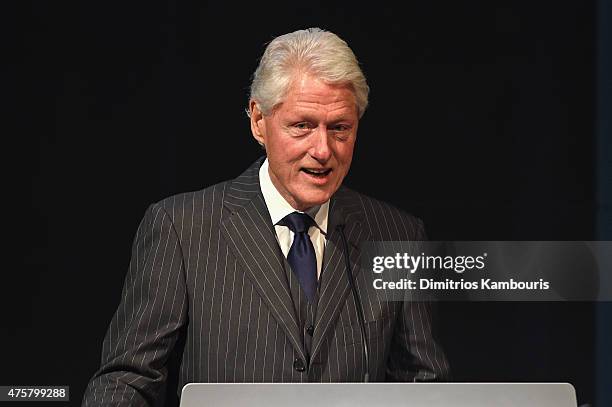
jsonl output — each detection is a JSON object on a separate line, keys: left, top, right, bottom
{"left": 278, "top": 212, "right": 315, "bottom": 234}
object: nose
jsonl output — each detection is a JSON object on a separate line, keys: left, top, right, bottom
{"left": 309, "top": 126, "right": 332, "bottom": 162}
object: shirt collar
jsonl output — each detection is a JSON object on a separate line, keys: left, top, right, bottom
{"left": 259, "top": 158, "right": 328, "bottom": 234}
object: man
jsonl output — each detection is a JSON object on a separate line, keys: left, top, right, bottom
{"left": 83, "top": 28, "right": 449, "bottom": 406}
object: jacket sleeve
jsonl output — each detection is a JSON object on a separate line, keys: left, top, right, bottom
{"left": 82, "top": 203, "right": 188, "bottom": 406}
{"left": 386, "top": 300, "right": 451, "bottom": 381}
{"left": 385, "top": 217, "right": 451, "bottom": 381}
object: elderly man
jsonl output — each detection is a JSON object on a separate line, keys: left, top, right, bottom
{"left": 83, "top": 28, "right": 449, "bottom": 406}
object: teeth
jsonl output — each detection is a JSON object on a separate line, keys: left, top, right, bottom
{"left": 304, "top": 168, "right": 329, "bottom": 175}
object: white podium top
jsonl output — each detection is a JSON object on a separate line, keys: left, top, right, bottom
{"left": 180, "top": 382, "right": 576, "bottom": 407}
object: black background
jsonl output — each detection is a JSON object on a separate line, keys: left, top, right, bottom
{"left": 8, "top": 1, "right": 605, "bottom": 406}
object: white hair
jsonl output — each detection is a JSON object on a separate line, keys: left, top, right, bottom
{"left": 249, "top": 28, "right": 369, "bottom": 118}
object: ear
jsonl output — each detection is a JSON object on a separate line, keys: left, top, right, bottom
{"left": 249, "top": 100, "right": 266, "bottom": 146}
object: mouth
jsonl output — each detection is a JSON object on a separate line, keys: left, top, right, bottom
{"left": 301, "top": 167, "right": 332, "bottom": 178}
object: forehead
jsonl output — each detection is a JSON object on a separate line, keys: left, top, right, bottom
{"left": 276, "top": 73, "right": 357, "bottom": 117}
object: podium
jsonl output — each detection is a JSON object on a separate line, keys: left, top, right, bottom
{"left": 180, "top": 382, "right": 577, "bottom": 407}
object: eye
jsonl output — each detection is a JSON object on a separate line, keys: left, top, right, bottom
{"left": 294, "top": 122, "right": 310, "bottom": 130}
{"left": 329, "top": 123, "right": 353, "bottom": 141}
{"left": 330, "top": 124, "right": 350, "bottom": 132}
{"left": 289, "top": 122, "right": 314, "bottom": 136}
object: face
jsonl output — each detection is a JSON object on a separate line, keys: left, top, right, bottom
{"left": 250, "top": 73, "right": 359, "bottom": 211}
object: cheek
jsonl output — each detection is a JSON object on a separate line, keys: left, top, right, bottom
{"left": 270, "top": 151, "right": 302, "bottom": 178}
{"left": 335, "top": 142, "right": 355, "bottom": 165}
{"left": 267, "top": 139, "right": 296, "bottom": 164}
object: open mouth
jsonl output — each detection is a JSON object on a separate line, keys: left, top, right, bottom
{"left": 301, "top": 168, "right": 332, "bottom": 178}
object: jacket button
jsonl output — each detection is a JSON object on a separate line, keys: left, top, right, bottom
{"left": 293, "top": 358, "right": 306, "bottom": 372}
{"left": 306, "top": 325, "right": 314, "bottom": 336}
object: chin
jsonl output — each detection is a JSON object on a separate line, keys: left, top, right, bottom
{"left": 295, "top": 191, "right": 333, "bottom": 209}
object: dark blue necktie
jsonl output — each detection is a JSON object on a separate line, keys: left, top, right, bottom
{"left": 278, "top": 212, "right": 317, "bottom": 303}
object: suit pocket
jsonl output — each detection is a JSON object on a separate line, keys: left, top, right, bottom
{"left": 336, "top": 317, "right": 390, "bottom": 347}
{"left": 334, "top": 301, "right": 398, "bottom": 346}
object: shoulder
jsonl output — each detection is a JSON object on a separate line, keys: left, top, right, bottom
{"left": 336, "top": 185, "right": 426, "bottom": 241}
{"left": 148, "top": 180, "right": 231, "bottom": 227}
{"left": 149, "top": 158, "right": 264, "bottom": 220}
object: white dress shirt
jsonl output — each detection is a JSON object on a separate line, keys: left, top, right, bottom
{"left": 259, "top": 158, "right": 329, "bottom": 279}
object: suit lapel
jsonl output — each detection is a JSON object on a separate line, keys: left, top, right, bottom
{"left": 220, "top": 158, "right": 307, "bottom": 362}
{"left": 311, "top": 187, "right": 371, "bottom": 362}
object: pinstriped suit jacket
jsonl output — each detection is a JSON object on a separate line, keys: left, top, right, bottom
{"left": 83, "top": 157, "right": 450, "bottom": 406}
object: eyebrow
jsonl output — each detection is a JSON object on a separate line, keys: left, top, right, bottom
{"left": 285, "top": 110, "right": 356, "bottom": 123}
